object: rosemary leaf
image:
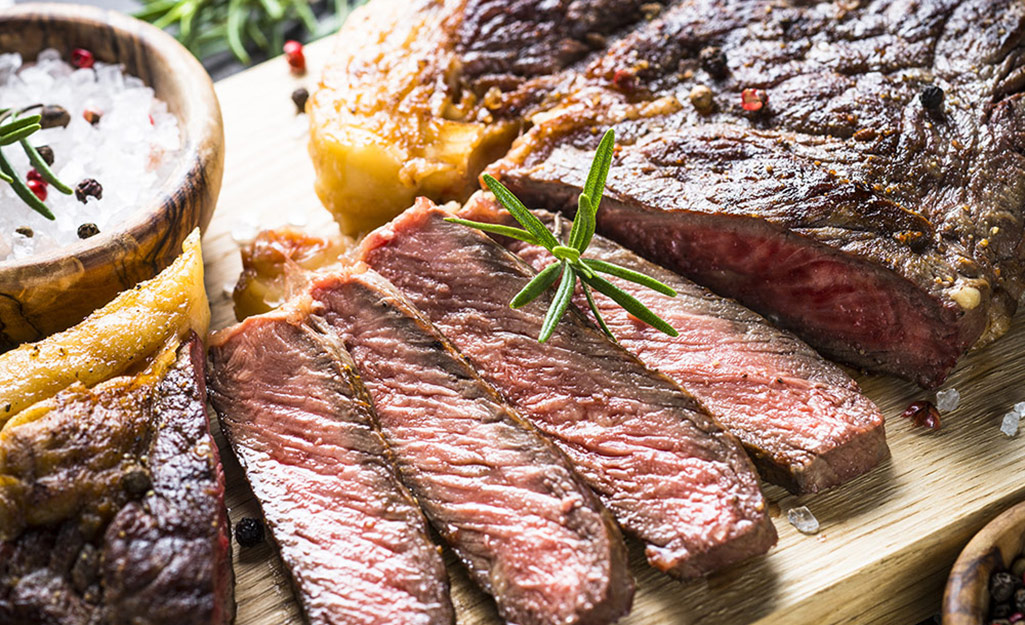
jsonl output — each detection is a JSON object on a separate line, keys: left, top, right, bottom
{"left": 581, "top": 273, "right": 678, "bottom": 337}
{"left": 582, "top": 258, "right": 676, "bottom": 296}
{"left": 21, "top": 140, "right": 72, "bottom": 195}
{"left": 0, "top": 152, "right": 54, "bottom": 220}
{"left": 582, "top": 128, "right": 615, "bottom": 211}
{"left": 444, "top": 217, "right": 539, "bottom": 246}
{"left": 539, "top": 263, "right": 576, "bottom": 343}
{"left": 225, "top": 0, "right": 251, "bottom": 64}
{"left": 0, "top": 125, "right": 42, "bottom": 146}
{"left": 0, "top": 114, "right": 42, "bottom": 136}
{"left": 510, "top": 262, "right": 561, "bottom": 308}
{"left": 482, "top": 174, "right": 559, "bottom": 251}
{"left": 567, "top": 193, "right": 594, "bottom": 253}
{"left": 581, "top": 281, "right": 614, "bottom": 339}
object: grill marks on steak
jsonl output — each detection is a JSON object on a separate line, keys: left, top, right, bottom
{"left": 0, "top": 336, "right": 233, "bottom": 625}
{"left": 310, "top": 268, "right": 633, "bottom": 625}
{"left": 207, "top": 309, "right": 454, "bottom": 625}
{"left": 483, "top": 0, "right": 1025, "bottom": 386}
{"left": 461, "top": 195, "right": 889, "bottom": 493}
{"left": 360, "top": 200, "right": 777, "bottom": 578}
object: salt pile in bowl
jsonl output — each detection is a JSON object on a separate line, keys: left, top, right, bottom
{"left": 0, "top": 48, "right": 181, "bottom": 262}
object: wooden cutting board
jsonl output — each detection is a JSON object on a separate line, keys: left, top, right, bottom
{"left": 202, "top": 37, "right": 1025, "bottom": 625}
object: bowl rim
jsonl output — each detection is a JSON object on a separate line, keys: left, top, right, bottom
{"left": 943, "top": 498, "right": 1025, "bottom": 625}
{"left": 0, "top": 2, "right": 222, "bottom": 275}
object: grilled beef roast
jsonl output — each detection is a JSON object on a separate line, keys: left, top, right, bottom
{"left": 0, "top": 336, "right": 233, "bottom": 625}
{"left": 360, "top": 199, "right": 777, "bottom": 579}
{"left": 207, "top": 307, "right": 454, "bottom": 625}
{"left": 461, "top": 194, "right": 889, "bottom": 493}
{"left": 311, "top": 267, "right": 634, "bottom": 625}
{"left": 310, "top": 0, "right": 1025, "bottom": 386}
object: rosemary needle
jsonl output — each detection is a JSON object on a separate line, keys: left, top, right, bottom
{"left": 447, "top": 128, "right": 678, "bottom": 343}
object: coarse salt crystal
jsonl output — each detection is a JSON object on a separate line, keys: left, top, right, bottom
{"left": 935, "top": 388, "right": 960, "bottom": 412}
{"left": 787, "top": 506, "right": 820, "bottom": 535}
{"left": 1001, "top": 409, "right": 1021, "bottom": 438}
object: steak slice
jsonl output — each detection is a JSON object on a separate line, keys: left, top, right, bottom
{"left": 310, "top": 267, "right": 634, "bottom": 625}
{"left": 486, "top": 0, "right": 1025, "bottom": 387}
{"left": 360, "top": 199, "right": 777, "bottom": 579}
{"left": 207, "top": 307, "right": 454, "bottom": 625}
{"left": 461, "top": 194, "right": 890, "bottom": 494}
{"left": 0, "top": 335, "right": 233, "bottom": 625}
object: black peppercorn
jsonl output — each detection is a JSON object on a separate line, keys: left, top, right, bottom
{"left": 992, "top": 571, "right": 1020, "bottom": 603}
{"left": 235, "top": 517, "right": 265, "bottom": 547}
{"left": 77, "top": 223, "right": 100, "bottom": 239}
{"left": 75, "top": 178, "right": 103, "bottom": 203}
{"left": 14, "top": 226, "right": 33, "bottom": 238}
{"left": 699, "top": 46, "right": 729, "bottom": 79}
{"left": 920, "top": 85, "right": 944, "bottom": 110}
{"left": 121, "top": 467, "right": 152, "bottom": 496}
{"left": 993, "top": 602, "right": 1014, "bottom": 619}
{"left": 291, "top": 87, "right": 310, "bottom": 114}
{"left": 40, "top": 105, "right": 71, "bottom": 129}
{"left": 36, "top": 145, "right": 54, "bottom": 166}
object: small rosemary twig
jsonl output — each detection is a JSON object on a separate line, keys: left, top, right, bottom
{"left": 447, "top": 128, "right": 679, "bottom": 343}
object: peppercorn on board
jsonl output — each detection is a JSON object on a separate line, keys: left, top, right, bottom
{"left": 203, "top": 40, "right": 1025, "bottom": 625}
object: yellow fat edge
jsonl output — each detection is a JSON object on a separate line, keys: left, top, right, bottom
{"left": 0, "top": 229, "right": 209, "bottom": 426}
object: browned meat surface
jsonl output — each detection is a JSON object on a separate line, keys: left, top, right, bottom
{"left": 311, "top": 0, "right": 1025, "bottom": 387}
{"left": 207, "top": 309, "right": 453, "bottom": 625}
{"left": 360, "top": 200, "right": 777, "bottom": 579}
{"left": 308, "top": 0, "right": 655, "bottom": 233}
{"left": 461, "top": 195, "right": 890, "bottom": 494}
{"left": 0, "top": 336, "right": 233, "bottom": 625}
{"left": 311, "top": 267, "right": 634, "bottom": 625}
{"left": 487, "top": 0, "right": 1025, "bottom": 387}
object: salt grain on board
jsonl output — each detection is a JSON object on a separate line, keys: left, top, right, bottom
{"left": 0, "top": 49, "right": 181, "bottom": 261}
{"left": 935, "top": 388, "right": 960, "bottom": 412}
{"left": 1000, "top": 402, "right": 1025, "bottom": 438}
{"left": 787, "top": 506, "right": 820, "bottom": 535}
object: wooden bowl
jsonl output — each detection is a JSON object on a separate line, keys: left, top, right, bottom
{"left": 0, "top": 2, "right": 223, "bottom": 348}
{"left": 944, "top": 499, "right": 1025, "bottom": 624}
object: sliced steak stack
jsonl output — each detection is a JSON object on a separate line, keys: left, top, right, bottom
{"left": 0, "top": 336, "right": 233, "bottom": 625}
{"left": 487, "top": 0, "right": 1025, "bottom": 387}
{"left": 310, "top": 267, "right": 634, "bottom": 625}
{"left": 360, "top": 199, "right": 777, "bottom": 579}
{"left": 461, "top": 195, "right": 889, "bottom": 494}
{"left": 207, "top": 309, "right": 454, "bottom": 625}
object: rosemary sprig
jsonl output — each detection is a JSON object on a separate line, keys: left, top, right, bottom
{"left": 136, "top": 0, "right": 363, "bottom": 65}
{"left": 0, "top": 108, "right": 72, "bottom": 220}
{"left": 446, "top": 128, "right": 679, "bottom": 343}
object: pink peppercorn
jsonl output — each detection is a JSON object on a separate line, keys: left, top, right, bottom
{"left": 283, "top": 40, "right": 306, "bottom": 75}
{"left": 741, "top": 88, "right": 767, "bottom": 112}
{"left": 26, "top": 178, "right": 47, "bottom": 201}
{"left": 71, "top": 48, "right": 95, "bottom": 69}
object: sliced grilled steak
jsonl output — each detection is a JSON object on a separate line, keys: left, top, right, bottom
{"left": 310, "top": 267, "right": 634, "bottom": 625}
{"left": 360, "top": 199, "right": 777, "bottom": 579}
{"left": 207, "top": 308, "right": 454, "bottom": 625}
{"left": 0, "top": 336, "right": 233, "bottom": 625}
{"left": 486, "top": 0, "right": 1025, "bottom": 387}
{"left": 461, "top": 195, "right": 890, "bottom": 493}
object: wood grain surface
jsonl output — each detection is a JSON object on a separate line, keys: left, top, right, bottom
{"left": 203, "top": 38, "right": 1025, "bottom": 625}
{"left": 0, "top": 3, "right": 223, "bottom": 347}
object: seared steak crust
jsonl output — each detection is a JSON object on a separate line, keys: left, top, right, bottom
{"left": 0, "top": 336, "right": 233, "bottom": 625}
{"left": 488, "top": 0, "right": 1025, "bottom": 386}
{"left": 360, "top": 200, "right": 777, "bottom": 579}
{"left": 311, "top": 267, "right": 634, "bottom": 625}
{"left": 208, "top": 309, "right": 454, "bottom": 625}
{"left": 461, "top": 195, "right": 890, "bottom": 494}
